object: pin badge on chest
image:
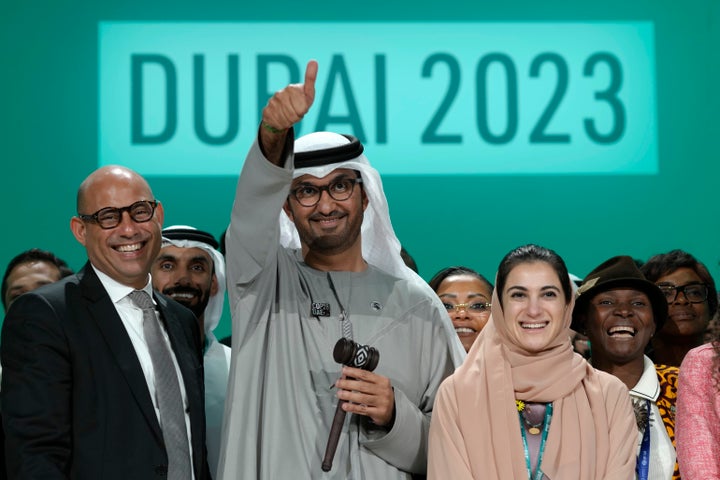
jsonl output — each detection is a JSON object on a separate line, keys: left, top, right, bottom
{"left": 311, "top": 302, "right": 331, "bottom": 316}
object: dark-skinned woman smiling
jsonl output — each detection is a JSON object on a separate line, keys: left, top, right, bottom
{"left": 640, "top": 249, "right": 718, "bottom": 367}
{"left": 572, "top": 256, "right": 680, "bottom": 480}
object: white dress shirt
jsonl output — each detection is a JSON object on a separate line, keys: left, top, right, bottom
{"left": 92, "top": 266, "right": 195, "bottom": 477}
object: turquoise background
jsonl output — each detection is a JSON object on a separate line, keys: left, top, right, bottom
{"left": 98, "top": 22, "right": 658, "bottom": 175}
{"left": 2, "top": 0, "right": 719, "bottom": 340}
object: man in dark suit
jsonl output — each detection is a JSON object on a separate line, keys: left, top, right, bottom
{"left": 1, "top": 166, "right": 210, "bottom": 479}
{"left": 0, "top": 248, "right": 74, "bottom": 480}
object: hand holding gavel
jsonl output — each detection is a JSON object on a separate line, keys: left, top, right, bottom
{"left": 321, "top": 338, "right": 381, "bottom": 472}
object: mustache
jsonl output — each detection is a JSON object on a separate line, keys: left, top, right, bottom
{"left": 309, "top": 211, "right": 345, "bottom": 221}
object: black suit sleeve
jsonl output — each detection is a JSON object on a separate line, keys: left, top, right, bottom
{"left": 1, "top": 292, "right": 72, "bottom": 479}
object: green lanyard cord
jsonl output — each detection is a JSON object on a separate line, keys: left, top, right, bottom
{"left": 518, "top": 403, "right": 553, "bottom": 480}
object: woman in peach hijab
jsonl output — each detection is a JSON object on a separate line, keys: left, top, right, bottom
{"left": 428, "top": 244, "right": 637, "bottom": 479}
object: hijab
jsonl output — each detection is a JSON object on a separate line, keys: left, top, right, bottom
{"left": 428, "top": 263, "right": 636, "bottom": 479}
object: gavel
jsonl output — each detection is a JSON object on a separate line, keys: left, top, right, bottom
{"left": 321, "top": 338, "right": 380, "bottom": 472}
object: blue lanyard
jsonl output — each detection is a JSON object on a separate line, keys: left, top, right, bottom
{"left": 636, "top": 399, "right": 651, "bottom": 480}
{"left": 518, "top": 403, "right": 553, "bottom": 480}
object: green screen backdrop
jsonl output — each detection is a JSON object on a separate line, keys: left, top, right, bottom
{"left": 2, "top": 0, "right": 719, "bottom": 340}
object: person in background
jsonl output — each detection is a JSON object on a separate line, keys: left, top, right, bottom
{"left": 400, "top": 246, "right": 419, "bottom": 273}
{"left": 1, "top": 248, "right": 74, "bottom": 480}
{"left": 675, "top": 337, "right": 720, "bottom": 478}
{"left": 1, "top": 165, "right": 210, "bottom": 479}
{"left": 428, "top": 244, "right": 636, "bottom": 479}
{"left": 217, "top": 59, "right": 464, "bottom": 480}
{"left": 151, "top": 225, "right": 231, "bottom": 478}
{"left": 566, "top": 273, "right": 592, "bottom": 360}
{"left": 2, "top": 248, "right": 73, "bottom": 312}
{"left": 703, "top": 298, "right": 720, "bottom": 343}
{"left": 641, "top": 249, "right": 718, "bottom": 366}
{"left": 573, "top": 255, "right": 679, "bottom": 479}
{"left": 429, "top": 266, "right": 493, "bottom": 353}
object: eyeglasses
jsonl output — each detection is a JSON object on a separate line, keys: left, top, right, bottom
{"left": 78, "top": 200, "right": 159, "bottom": 230}
{"left": 290, "top": 177, "right": 363, "bottom": 207}
{"left": 657, "top": 283, "right": 709, "bottom": 304}
{"left": 443, "top": 302, "right": 491, "bottom": 315}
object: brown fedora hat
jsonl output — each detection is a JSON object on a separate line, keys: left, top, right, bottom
{"left": 571, "top": 255, "right": 668, "bottom": 332}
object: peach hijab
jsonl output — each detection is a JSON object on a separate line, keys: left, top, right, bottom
{"left": 428, "top": 275, "right": 636, "bottom": 479}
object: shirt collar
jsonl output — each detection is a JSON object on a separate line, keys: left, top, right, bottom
{"left": 629, "top": 355, "right": 660, "bottom": 401}
{"left": 91, "top": 264, "right": 154, "bottom": 305}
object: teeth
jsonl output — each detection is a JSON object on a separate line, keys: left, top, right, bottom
{"left": 116, "top": 243, "right": 142, "bottom": 253}
{"left": 608, "top": 326, "right": 636, "bottom": 336}
{"left": 171, "top": 293, "right": 194, "bottom": 299}
{"left": 521, "top": 323, "right": 547, "bottom": 329}
{"left": 455, "top": 327, "right": 476, "bottom": 334}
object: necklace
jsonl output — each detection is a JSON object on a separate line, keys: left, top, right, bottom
{"left": 632, "top": 398, "right": 651, "bottom": 433}
{"left": 517, "top": 402, "right": 553, "bottom": 480}
{"left": 518, "top": 401, "right": 546, "bottom": 435}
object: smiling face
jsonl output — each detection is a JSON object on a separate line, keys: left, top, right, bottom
{"left": 283, "top": 168, "right": 367, "bottom": 256}
{"left": 436, "top": 274, "right": 493, "bottom": 352}
{"left": 584, "top": 288, "right": 655, "bottom": 366}
{"left": 655, "top": 267, "right": 711, "bottom": 338}
{"left": 152, "top": 245, "right": 217, "bottom": 321}
{"left": 71, "top": 166, "right": 163, "bottom": 289}
{"left": 500, "top": 261, "right": 569, "bottom": 353}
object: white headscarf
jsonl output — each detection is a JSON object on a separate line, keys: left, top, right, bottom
{"left": 161, "top": 225, "right": 226, "bottom": 342}
{"left": 279, "top": 132, "right": 466, "bottom": 366}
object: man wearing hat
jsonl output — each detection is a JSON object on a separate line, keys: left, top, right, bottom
{"left": 572, "top": 256, "right": 679, "bottom": 480}
{"left": 216, "top": 60, "right": 465, "bottom": 479}
{"left": 151, "top": 225, "right": 231, "bottom": 479}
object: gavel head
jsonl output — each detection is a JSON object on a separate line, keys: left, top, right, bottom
{"left": 333, "top": 338, "right": 379, "bottom": 372}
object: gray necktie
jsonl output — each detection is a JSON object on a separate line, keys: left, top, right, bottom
{"left": 128, "top": 290, "right": 192, "bottom": 480}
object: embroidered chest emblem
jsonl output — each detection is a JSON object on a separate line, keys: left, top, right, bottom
{"left": 311, "top": 302, "right": 331, "bottom": 316}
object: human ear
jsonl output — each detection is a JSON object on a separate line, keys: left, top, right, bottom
{"left": 70, "top": 216, "right": 87, "bottom": 246}
{"left": 282, "top": 200, "right": 296, "bottom": 223}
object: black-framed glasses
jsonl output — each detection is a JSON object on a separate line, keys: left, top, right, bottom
{"left": 657, "top": 283, "right": 709, "bottom": 304}
{"left": 442, "top": 302, "right": 492, "bottom": 315}
{"left": 78, "top": 200, "right": 159, "bottom": 229}
{"left": 290, "top": 177, "right": 363, "bottom": 207}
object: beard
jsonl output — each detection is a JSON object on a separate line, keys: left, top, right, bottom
{"left": 162, "top": 285, "right": 211, "bottom": 319}
{"left": 293, "top": 207, "right": 364, "bottom": 255}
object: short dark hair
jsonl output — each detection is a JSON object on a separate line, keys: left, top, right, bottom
{"left": 428, "top": 266, "right": 493, "bottom": 293}
{"left": 641, "top": 249, "right": 718, "bottom": 318}
{"left": 2, "top": 248, "right": 74, "bottom": 310}
{"left": 495, "top": 244, "right": 571, "bottom": 307}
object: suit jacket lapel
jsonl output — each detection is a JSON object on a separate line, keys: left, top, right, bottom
{"left": 78, "top": 264, "right": 163, "bottom": 443}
